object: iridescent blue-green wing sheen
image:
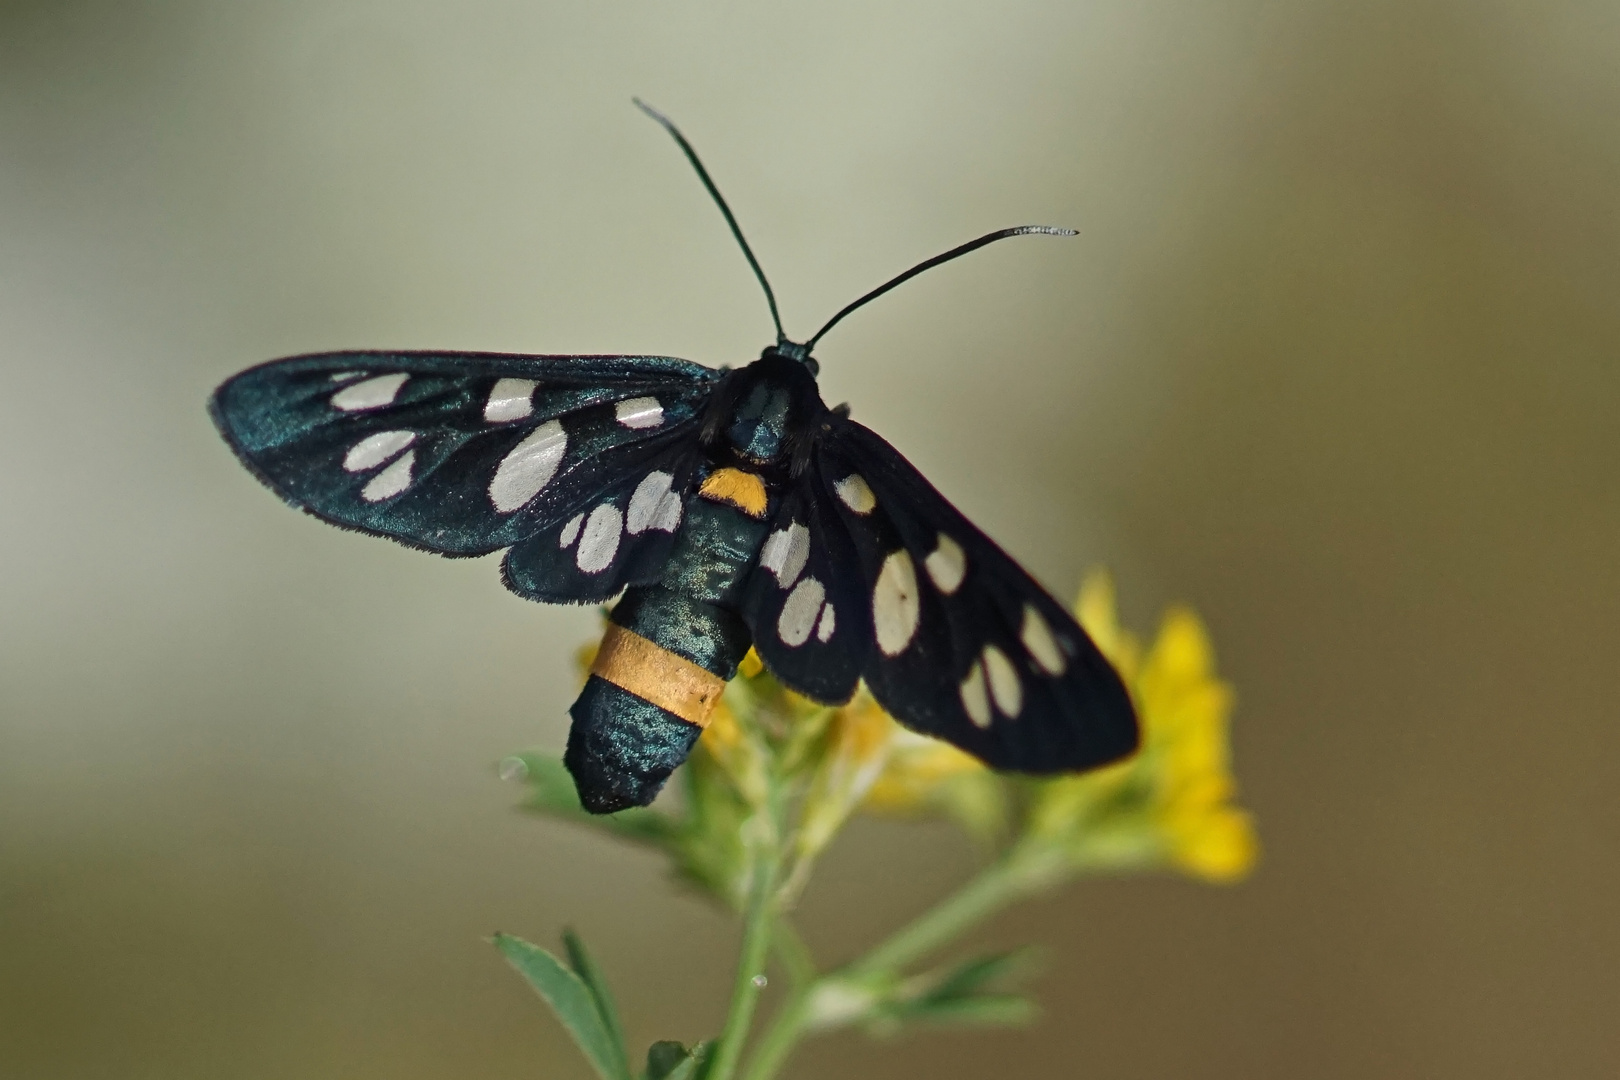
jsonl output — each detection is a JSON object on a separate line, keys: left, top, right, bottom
{"left": 500, "top": 448, "right": 702, "bottom": 605}
{"left": 815, "top": 418, "right": 1139, "bottom": 774}
{"left": 209, "top": 351, "right": 720, "bottom": 557}
{"left": 736, "top": 474, "right": 871, "bottom": 704}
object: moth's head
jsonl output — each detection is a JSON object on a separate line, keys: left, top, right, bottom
{"left": 725, "top": 345, "right": 821, "bottom": 463}
{"left": 763, "top": 339, "right": 819, "bottom": 377}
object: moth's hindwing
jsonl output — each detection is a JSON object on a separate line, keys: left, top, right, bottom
{"left": 812, "top": 419, "right": 1139, "bottom": 773}
{"left": 209, "top": 351, "right": 720, "bottom": 556}
{"left": 737, "top": 477, "right": 870, "bottom": 703}
{"left": 501, "top": 451, "right": 700, "bottom": 604}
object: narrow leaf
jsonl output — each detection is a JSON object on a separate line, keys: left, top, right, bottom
{"left": 493, "top": 932, "right": 631, "bottom": 1080}
{"left": 659, "top": 1058, "right": 697, "bottom": 1080}
{"left": 902, "top": 993, "right": 1037, "bottom": 1028}
{"left": 924, "top": 949, "right": 1034, "bottom": 1004}
{"left": 644, "top": 1041, "right": 694, "bottom": 1080}
{"left": 563, "top": 928, "right": 629, "bottom": 1077}
{"left": 642, "top": 1038, "right": 714, "bottom": 1080}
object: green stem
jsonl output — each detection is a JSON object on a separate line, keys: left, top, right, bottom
{"left": 849, "top": 842, "right": 1066, "bottom": 977}
{"left": 707, "top": 832, "right": 782, "bottom": 1080}
{"left": 737, "top": 922, "right": 818, "bottom": 1080}
{"left": 771, "top": 922, "right": 818, "bottom": 989}
{"left": 740, "top": 988, "right": 811, "bottom": 1080}
{"left": 738, "top": 845, "right": 1069, "bottom": 1080}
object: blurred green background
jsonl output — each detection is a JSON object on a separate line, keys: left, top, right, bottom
{"left": 3, "top": 1, "right": 1618, "bottom": 1077}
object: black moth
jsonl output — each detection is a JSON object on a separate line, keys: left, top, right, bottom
{"left": 211, "top": 102, "right": 1137, "bottom": 814}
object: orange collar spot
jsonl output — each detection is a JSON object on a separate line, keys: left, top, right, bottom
{"left": 698, "top": 467, "right": 769, "bottom": 518}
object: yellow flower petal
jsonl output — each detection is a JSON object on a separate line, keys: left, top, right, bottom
{"left": 1055, "top": 573, "right": 1259, "bottom": 884}
{"left": 1145, "top": 608, "right": 1217, "bottom": 682}
{"left": 1169, "top": 806, "right": 1260, "bottom": 883}
{"left": 1076, "top": 568, "right": 1142, "bottom": 680}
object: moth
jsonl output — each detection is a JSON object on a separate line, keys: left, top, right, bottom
{"left": 211, "top": 102, "right": 1138, "bottom": 814}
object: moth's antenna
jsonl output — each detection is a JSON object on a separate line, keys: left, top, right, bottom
{"left": 805, "top": 226, "right": 1076, "bottom": 351}
{"left": 633, "top": 98, "right": 787, "bottom": 344}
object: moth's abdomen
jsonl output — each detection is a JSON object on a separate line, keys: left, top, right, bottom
{"left": 565, "top": 474, "right": 771, "bottom": 813}
{"left": 567, "top": 592, "right": 748, "bottom": 813}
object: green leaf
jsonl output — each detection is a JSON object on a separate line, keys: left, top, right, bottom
{"left": 894, "top": 993, "right": 1036, "bottom": 1029}
{"left": 643, "top": 1041, "right": 693, "bottom": 1080}
{"left": 855, "top": 951, "right": 1040, "bottom": 1034}
{"left": 923, "top": 949, "right": 1034, "bottom": 1004}
{"left": 563, "top": 928, "right": 628, "bottom": 1071}
{"left": 642, "top": 1039, "right": 713, "bottom": 1080}
{"left": 493, "top": 932, "right": 631, "bottom": 1080}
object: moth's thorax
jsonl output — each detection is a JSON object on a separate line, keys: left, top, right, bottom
{"left": 727, "top": 379, "right": 793, "bottom": 460}
{"left": 707, "top": 347, "right": 826, "bottom": 468}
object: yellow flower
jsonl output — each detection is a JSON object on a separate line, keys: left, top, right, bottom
{"left": 1056, "top": 569, "right": 1259, "bottom": 883}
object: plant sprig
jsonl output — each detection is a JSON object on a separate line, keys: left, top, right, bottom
{"left": 495, "top": 571, "right": 1257, "bottom": 1079}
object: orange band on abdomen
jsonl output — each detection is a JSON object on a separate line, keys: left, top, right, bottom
{"left": 589, "top": 624, "right": 727, "bottom": 728}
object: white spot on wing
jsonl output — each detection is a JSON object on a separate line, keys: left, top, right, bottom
{"left": 484, "top": 378, "right": 537, "bottom": 422}
{"left": 360, "top": 449, "right": 414, "bottom": 502}
{"left": 760, "top": 523, "right": 810, "bottom": 588}
{"left": 835, "top": 474, "right": 876, "bottom": 514}
{"left": 1021, "top": 605, "right": 1067, "bottom": 676}
{"left": 331, "top": 373, "right": 408, "bottom": 411}
{"left": 778, "top": 576, "right": 825, "bottom": 648}
{"left": 489, "top": 419, "right": 566, "bottom": 512}
{"left": 925, "top": 534, "right": 966, "bottom": 594}
{"left": 343, "top": 430, "right": 415, "bottom": 472}
{"left": 575, "top": 504, "right": 623, "bottom": 573}
{"left": 615, "top": 396, "right": 664, "bottom": 429}
{"left": 983, "top": 645, "right": 1022, "bottom": 718}
{"left": 815, "top": 603, "right": 836, "bottom": 643}
{"left": 652, "top": 489, "right": 683, "bottom": 532}
{"left": 626, "top": 471, "right": 675, "bottom": 534}
{"left": 873, "top": 550, "right": 920, "bottom": 656}
{"left": 558, "top": 512, "right": 584, "bottom": 548}
{"left": 960, "top": 660, "right": 991, "bottom": 728}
